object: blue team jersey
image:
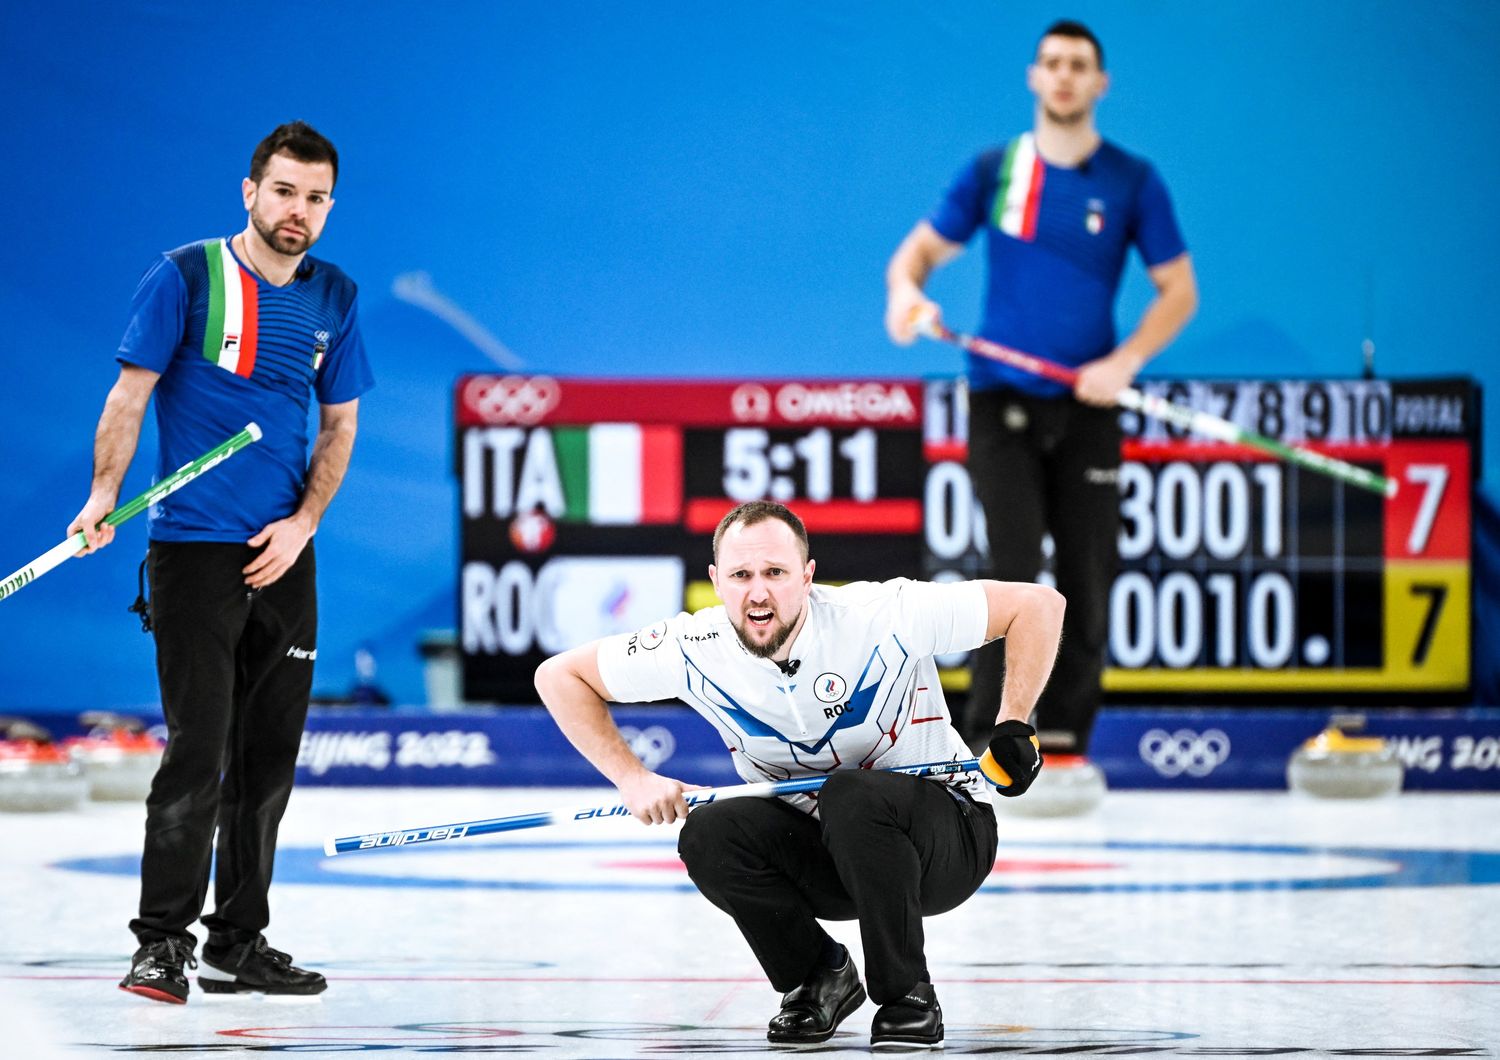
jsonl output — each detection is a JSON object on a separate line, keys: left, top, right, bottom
{"left": 117, "top": 237, "right": 375, "bottom": 541}
{"left": 928, "top": 135, "right": 1187, "bottom": 397}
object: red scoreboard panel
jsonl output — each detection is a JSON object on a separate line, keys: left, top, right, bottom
{"left": 456, "top": 374, "right": 1478, "bottom": 705}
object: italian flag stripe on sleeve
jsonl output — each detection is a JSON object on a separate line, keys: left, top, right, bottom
{"left": 201, "top": 239, "right": 258, "bottom": 377}
{"left": 992, "top": 133, "right": 1044, "bottom": 241}
{"left": 554, "top": 424, "right": 682, "bottom": 524}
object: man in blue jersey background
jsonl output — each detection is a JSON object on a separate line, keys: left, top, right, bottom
{"left": 69, "top": 121, "right": 374, "bottom": 1003}
{"left": 884, "top": 20, "right": 1198, "bottom": 762}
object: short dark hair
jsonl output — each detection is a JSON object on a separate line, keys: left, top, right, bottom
{"left": 249, "top": 120, "right": 340, "bottom": 187}
{"left": 712, "top": 501, "right": 810, "bottom": 564}
{"left": 1037, "top": 19, "right": 1104, "bottom": 70}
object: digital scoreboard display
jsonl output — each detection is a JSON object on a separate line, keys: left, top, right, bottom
{"left": 455, "top": 375, "right": 1478, "bottom": 705}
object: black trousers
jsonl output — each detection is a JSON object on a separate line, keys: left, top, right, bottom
{"left": 677, "top": 770, "right": 997, "bottom": 1004}
{"left": 963, "top": 389, "right": 1122, "bottom": 753}
{"left": 130, "top": 541, "right": 317, "bottom": 949}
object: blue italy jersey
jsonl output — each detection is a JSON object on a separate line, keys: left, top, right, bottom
{"left": 117, "top": 237, "right": 374, "bottom": 541}
{"left": 929, "top": 135, "right": 1187, "bottom": 397}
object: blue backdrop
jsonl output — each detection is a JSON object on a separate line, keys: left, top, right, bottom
{"left": 1, "top": 1, "right": 1495, "bottom": 709}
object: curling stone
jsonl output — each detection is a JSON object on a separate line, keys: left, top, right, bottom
{"left": 0, "top": 719, "right": 88, "bottom": 812}
{"left": 992, "top": 754, "right": 1107, "bottom": 817}
{"left": 66, "top": 712, "right": 163, "bottom": 802}
{"left": 1287, "top": 726, "right": 1403, "bottom": 799}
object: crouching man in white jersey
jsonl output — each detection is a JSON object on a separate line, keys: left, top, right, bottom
{"left": 534, "top": 501, "right": 1064, "bottom": 1049}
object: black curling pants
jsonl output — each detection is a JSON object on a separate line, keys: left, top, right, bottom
{"left": 963, "top": 389, "right": 1122, "bottom": 753}
{"left": 677, "top": 769, "right": 997, "bottom": 1004}
{"left": 130, "top": 541, "right": 317, "bottom": 950}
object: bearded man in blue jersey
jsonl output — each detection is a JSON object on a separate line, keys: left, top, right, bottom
{"left": 885, "top": 20, "right": 1197, "bottom": 764}
{"left": 70, "top": 121, "right": 374, "bottom": 1003}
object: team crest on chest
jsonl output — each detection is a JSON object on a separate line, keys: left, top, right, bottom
{"left": 813, "top": 672, "right": 848, "bottom": 703}
{"left": 1086, "top": 198, "right": 1106, "bottom": 235}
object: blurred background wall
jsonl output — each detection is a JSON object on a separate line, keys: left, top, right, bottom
{"left": 1, "top": 0, "right": 1495, "bottom": 709}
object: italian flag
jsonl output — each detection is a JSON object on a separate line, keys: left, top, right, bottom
{"left": 202, "top": 239, "right": 259, "bottom": 377}
{"left": 992, "top": 133, "right": 1045, "bottom": 241}
{"left": 553, "top": 424, "right": 682, "bottom": 524}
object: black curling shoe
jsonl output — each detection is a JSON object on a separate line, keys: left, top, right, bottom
{"left": 120, "top": 937, "right": 197, "bottom": 1004}
{"left": 766, "top": 952, "right": 867, "bottom": 1044}
{"left": 199, "top": 935, "right": 326, "bottom": 996}
{"left": 870, "top": 981, "right": 943, "bottom": 1050}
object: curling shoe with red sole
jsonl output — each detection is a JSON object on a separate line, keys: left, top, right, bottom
{"left": 120, "top": 937, "right": 197, "bottom": 1004}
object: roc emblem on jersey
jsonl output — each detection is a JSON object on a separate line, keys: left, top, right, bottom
{"left": 813, "top": 673, "right": 848, "bottom": 703}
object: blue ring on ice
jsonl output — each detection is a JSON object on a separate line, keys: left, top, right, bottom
{"left": 55, "top": 839, "right": 1500, "bottom": 893}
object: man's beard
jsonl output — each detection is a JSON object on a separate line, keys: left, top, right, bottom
{"left": 731, "top": 607, "right": 801, "bottom": 659}
{"left": 1043, "top": 103, "right": 1089, "bottom": 126}
{"left": 251, "top": 210, "right": 316, "bottom": 256}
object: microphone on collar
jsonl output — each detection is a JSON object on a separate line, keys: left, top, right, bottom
{"left": 776, "top": 658, "right": 801, "bottom": 677}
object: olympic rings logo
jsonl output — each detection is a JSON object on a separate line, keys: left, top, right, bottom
{"left": 1138, "top": 728, "right": 1231, "bottom": 778}
{"left": 462, "top": 375, "right": 561, "bottom": 424}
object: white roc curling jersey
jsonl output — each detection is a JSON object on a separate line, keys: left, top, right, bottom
{"left": 596, "top": 579, "right": 992, "bottom": 814}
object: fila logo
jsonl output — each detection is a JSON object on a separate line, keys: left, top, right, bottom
{"left": 286, "top": 645, "right": 318, "bottom": 660}
{"left": 222, "top": 334, "right": 240, "bottom": 353}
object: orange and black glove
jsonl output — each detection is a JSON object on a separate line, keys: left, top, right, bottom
{"left": 978, "top": 720, "right": 1042, "bottom": 796}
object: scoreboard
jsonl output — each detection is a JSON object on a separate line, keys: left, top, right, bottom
{"left": 455, "top": 374, "right": 1478, "bottom": 705}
